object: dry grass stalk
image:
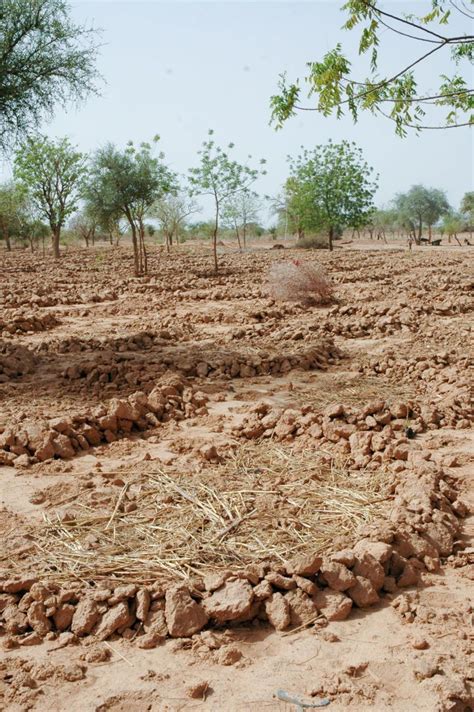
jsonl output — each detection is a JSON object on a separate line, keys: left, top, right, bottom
{"left": 1, "top": 443, "right": 391, "bottom": 586}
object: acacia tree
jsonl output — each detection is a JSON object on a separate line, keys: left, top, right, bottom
{"left": 0, "top": 0, "right": 100, "bottom": 153}
{"left": 0, "top": 181, "right": 26, "bottom": 250}
{"left": 271, "top": 1, "right": 473, "bottom": 135}
{"left": 86, "top": 139, "right": 176, "bottom": 275}
{"left": 394, "top": 185, "right": 450, "bottom": 242}
{"left": 189, "top": 130, "right": 266, "bottom": 273}
{"left": 153, "top": 189, "right": 198, "bottom": 253}
{"left": 14, "top": 135, "right": 86, "bottom": 258}
{"left": 221, "top": 190, "right": 261, "bottom": 250}
{"left": 285, "top": 141, "right": 377, "bottom": 250}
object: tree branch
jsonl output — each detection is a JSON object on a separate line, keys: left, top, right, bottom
{"left": 361, "top": 0, "right": 448, "bottom": 40}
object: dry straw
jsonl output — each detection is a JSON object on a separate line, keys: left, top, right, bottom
{"left": 267, "top": 261, "right": 334, "bottom": 305}
{"left": 3, "top": 443, "right": 392, "bottom": 586}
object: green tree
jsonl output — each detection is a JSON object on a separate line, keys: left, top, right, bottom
{"left": 14, "top": 135, "right": 86, "bottom": 258}
{"left": 372, "top": 207, "right": 398, "bottom": 240}
{"left": 14, "top": 209, "right": 49, "bottom": 252}
{"left": 442, "top": 210, "right": 465, "bottom": 243}
{"left": 189, "top": 130, "right": 266, "bottom": 273}
{"left": 285, "top": 140, "right": 377, "bottom": 250}
{"left": 270, "top": 1, "right": 473, "bottom": 136}
{"left": 221, "top": 190, "right": 261, "bottom": 250}
{"left": 86, "top": 138, "right": 176, "bottom": 275}
{"left": 460, "top": 191, "right": 474, "bottom": 238}
{"left": 0, "top": 181, "right": 27, "bottom": 250}
{"left": 82, "top": 179, "right": 123, "bottom": 246}
{"left": 394, "top": 185, "right": 450, "bottom": 242}
{"left": 69, "top": 208, "right": 98, "bottom": 247}
{"left": 0, "top": 0, "right": 100, "bottom": 153}
{"left": 26, "top": 219, "right": 49, "bottom": 253}
{"left": 153, "top": 189, "right": 198, "bottom": 253}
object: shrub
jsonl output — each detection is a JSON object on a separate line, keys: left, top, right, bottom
{"left": 267, "top": 260, "right": 334, "bottom": 305}
{"left": 295, "top": 234, "right": 328, "bottom": 250}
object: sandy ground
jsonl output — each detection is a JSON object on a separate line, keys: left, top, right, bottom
{"left": 0, "top": 239, "right": 473, "bottom": 711}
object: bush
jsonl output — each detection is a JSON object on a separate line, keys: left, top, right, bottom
{"left": 267, "top": 260, "right": 334, "bottom": 305}
{"left": 295, "top": 234, "right": 328, "bottom": 249}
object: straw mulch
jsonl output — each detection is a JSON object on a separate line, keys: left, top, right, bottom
{"left": 4, "top": 443, "right": 393, "bottom": 586}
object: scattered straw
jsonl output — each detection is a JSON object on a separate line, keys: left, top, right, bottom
{"left": 2, "top": 443, "right": 392, "bottom": 586}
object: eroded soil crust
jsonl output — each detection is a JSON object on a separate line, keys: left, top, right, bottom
{"left": 1, "top": 242, "right": 473, "bottom": 711}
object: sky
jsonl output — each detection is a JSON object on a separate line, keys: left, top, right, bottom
{"left": 2, "top": 1, "right": 473, "bottom": 221}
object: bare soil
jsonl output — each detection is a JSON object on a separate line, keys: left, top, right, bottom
{"left": 0, "top": 240, "right": 473, "bottom": 711}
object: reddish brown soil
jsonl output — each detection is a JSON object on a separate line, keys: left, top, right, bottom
{"left": 0, "top": 240, "right": 473, "bottom": 711}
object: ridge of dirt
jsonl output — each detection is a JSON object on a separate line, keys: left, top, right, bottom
{"left": 1, "top": 242, "right": 473, "bottom": 711}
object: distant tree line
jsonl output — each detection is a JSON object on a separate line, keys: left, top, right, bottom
{"left": 276, "top": 179, "right": 472, "bottom": 248}
{"left": 1, "top": 131, "right": 472, "bottom": 271}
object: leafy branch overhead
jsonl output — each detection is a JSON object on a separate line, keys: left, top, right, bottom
{"left": 270, "top": 0, "right": 474, "bottom": 135}
{"left": 0, "top": 0, "right": 101, "bottom": 153}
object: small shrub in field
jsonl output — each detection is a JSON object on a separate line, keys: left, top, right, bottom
{"left": 267, "top": 260, "right": 334, "bottom": 305}
{"left": 295, "top": 234, "right": 328, "bottom": 250}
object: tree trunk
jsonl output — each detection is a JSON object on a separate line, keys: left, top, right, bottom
{"left": 213, "top": 209, "right": 219, "bottom": 274}
{"left": 52, "top": 227, "right": 60, "bottom": 259}
{"left": 235, "top": 225, "right": 241, "bottom": 252}
{"left": 428, "top": 224, "right": 432, "bottom": 243}
{"left": 328, "top": 225, "right": 334, "bottom": 252}
{"left": 243, "top": 224, "right": 247, "bottom": 249}
{"left": 139, "top": 219, "right": 148, "bottom": 275}
{"left": 130, "top": 223, "right": 140, "bottom": 276}
{"left": 1, "top": 219, "right": 11, "bottom": 251}
{"left": 418, "top": 218, "right": 422, "bottom": 241}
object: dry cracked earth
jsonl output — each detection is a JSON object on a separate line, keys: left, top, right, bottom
{"left": 0, "top": 240, "right": 473, "bottom": 712}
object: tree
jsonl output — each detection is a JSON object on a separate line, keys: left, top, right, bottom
{"left": 0, "top": 181, "right": 26, "bottom": 250}
{"left": 442, "top": 210, "right": 465, "bottom": 243}
{"left": 14, "top": 135, "right": 86, "bottom": 258}
{"left": 0, "top": 0, "right": 100, "bottom": 153}
{"left": 86, "top": 138, "right": 176, "bottom": 275}
{"left": 270, "top": 1, "right": 473, "bottom": 136}
{"left": 394, "top": 185, "right": 450, "bottom": 242}
{"left": 15, "top": 212, "right": 49, "bottom": 252}
{"left": 221, "top": 190, "right": 261, "bottom": 250}
{"left": 153, "top": 190, "right": 198, "bottom": 253}
{"left": 460, "top": 191, "right": 474, "bottom": 238}
{"left": 81, "top": 180, "right": 123, "bottom": 246}
{"left": 69, "top": 208, "right": 98, "bottom": 247}
{"left": 285, "top": 140, "right": 377, "bottom": 250}
{"left": 371, "top": 207, "right": 398, "bottom": 241}
{"left": 189, "top": 130, "right": 266, "bottom": 273}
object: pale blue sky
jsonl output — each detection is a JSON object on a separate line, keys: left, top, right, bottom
{"left": 3, "top": 1, "right": 473, "bottom": 219}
